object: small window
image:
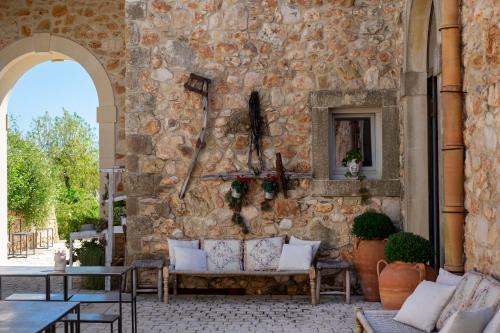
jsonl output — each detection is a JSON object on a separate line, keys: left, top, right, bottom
{"left": 330, "top": 108, "right": 382, "bottom": 179}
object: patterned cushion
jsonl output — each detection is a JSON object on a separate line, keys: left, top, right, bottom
{"left": 202, "top": 239, "right": 242, "bottom": 272}
{"left": 436, "top": 271, "right": 483, "bottom": 330}
{"left": 244, "top": 237, "right": 284, "bottom": 271}
{"left": 468, "top": 276, "right": 500, "bottom": 310}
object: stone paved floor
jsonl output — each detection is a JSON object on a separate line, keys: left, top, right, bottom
{"left": 2, "top": 246, "right": 381, "bottom": 332}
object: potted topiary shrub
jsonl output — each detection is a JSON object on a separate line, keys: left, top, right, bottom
{"left": 352, "top": 211, "right": 397, "bottom": 301}
{"left": 377, "top": 232, "right": 437, "bottom": 310}
{"left": 261, "top": 176, "right": 279, "bottom": 199}
{"left": 231, "top": 176, "right": 250, "bottom": 199}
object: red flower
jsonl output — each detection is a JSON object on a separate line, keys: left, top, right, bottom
{"left": 267, "top": 175, "right": 278, "bottom": 182}
{"left": 236, "top": 176, "right": 252, "bottom": 183}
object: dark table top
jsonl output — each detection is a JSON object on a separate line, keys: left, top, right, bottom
{"left": 316, "top": 258, "right": 351, "bottom": 270}
{"left": 0, "top": 300, "right": 79, "bottom": 333}
{"left": 0, "top": 266, "right": 132, "bottom": 277}
{"left": 0, "top": 266, "right": 53, "bottom": 277}
{"left": 50, "top": 266, "right": 132, "bottom": 276}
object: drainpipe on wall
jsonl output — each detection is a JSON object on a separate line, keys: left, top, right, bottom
{"left": 440, "top": 0, "right": 465, "bottom": 273}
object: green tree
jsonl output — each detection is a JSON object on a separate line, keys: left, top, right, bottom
{"left": 28, "top": 110, "right": 100, "bottom": 239}
{"left": 29, "top": 110, "right": 99, "bottom": 192}
{"left": 7, "top": 128, "right": 56, "bottom": 228}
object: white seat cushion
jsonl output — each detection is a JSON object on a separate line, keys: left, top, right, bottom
{"left": 483, "top": 307, "right": 500, "bottom": 333}
{"left": 436, "top": 271, "right": 483, "bottom": 330}
{"left": 439, "top": 306, "right": 496, "bottom": 333}
{"left": 168, "top": 239, "right": 199, "bottom": 268}
{"left": 174, "top": 247, "right": 207, "bottom": 271}
{"left": 289, "top": 236, "right": 321, "bottom": 259}
{"left": 244, "top": 237, "right": 283, "bottom": 271}
{"left": 394, "top": 281, "right": 456, "bottom": 332}
{"left": 202, "top": 239, "right": 242, "bottom": 272}
{"left": 278, "top": 244, "right": 312, "bottom": 271}
{"left": 436, "top": 268, "right": 462, "bottom": 286}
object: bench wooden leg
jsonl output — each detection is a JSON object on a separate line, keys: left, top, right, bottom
{"left": 346, "top": 268, "right": 351, "bottom": 304}
{"left": 316, "top": 269, "right": 321, "bottom": 304}
{"left": 173, "top": 274, "right": 178, "bottom": 296}
{"left": 163, "top": 267, "right": 169, "bottom": 304}
{"left": 309, "top": 267, "right": 317, "bottom": 305}
{"left": 355, "top": 307, "right": 363, "bottom": 333}
{"left": 157, "top": 268, "right": 163, "bottom": 302}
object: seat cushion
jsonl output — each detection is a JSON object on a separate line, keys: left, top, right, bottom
{"left": 394, "top": 281, "right": 455, "bottom": 332}
{"left": 202, "top": 239, "right": 242, "bottom": 272}
{"left": 468, "top": 276, "right": 500, "bottom": 310}
{"left": 362, "top": 310, "right": 424, "bottom": 333}
{"left": 244, "top": 237, "right": 283, "bottom": 271}
{"left": 436, "top": 271, "right": 483, "bottom": 330}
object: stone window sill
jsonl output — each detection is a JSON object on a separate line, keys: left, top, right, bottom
{"left": 312, "top": 179, "right": 401, "bottom": 197}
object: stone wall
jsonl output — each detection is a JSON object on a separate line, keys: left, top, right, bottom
{"left": 0, "top": 0, "right": 126, "bottom": 165}
{"left": 125, "top": 0, "right": 404, "bottom": 293}
{"left": 462, "top": 0, "right": 499, "bottom": 277}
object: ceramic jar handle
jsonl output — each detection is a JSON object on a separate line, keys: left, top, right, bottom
{"left": 416, "top": 263, "right": 426, "bottom": 281}
{"left": 377, "top": 259, "right": 388, "bottom": 278}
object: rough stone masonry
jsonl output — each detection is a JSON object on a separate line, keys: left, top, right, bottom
{"left": 124, "top": 0, "right": 404, "bottom": 293}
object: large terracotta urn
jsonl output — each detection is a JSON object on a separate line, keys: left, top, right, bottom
{"left": 377, "top": 260, "right": 437, "bottom": 310}
{"left": 353, "top": 239, "right": 387, "bottom": 301}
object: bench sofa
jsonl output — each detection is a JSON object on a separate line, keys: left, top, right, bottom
{"left": 162, "top": 237, "right": 319, "bottom": 305}
{"left": 355, "top": 270, "right": 500, "bottom": 332}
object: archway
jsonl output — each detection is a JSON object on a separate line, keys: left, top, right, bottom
{"left": 401, "top": 0, "right": 443, "bottom": 250}
{"left": 0, "top": 34, "right": 117, "bottom": 263}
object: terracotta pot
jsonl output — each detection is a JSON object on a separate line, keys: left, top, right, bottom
{"left": 377, "top": 260, "right": 437, "bottom": 310}
{"left": 353, "top": 239, "right": 387, "bottom": 301}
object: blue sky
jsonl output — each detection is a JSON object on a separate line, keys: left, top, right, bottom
{"left": 7, "top": 60, "right": 98, "bottom": 136}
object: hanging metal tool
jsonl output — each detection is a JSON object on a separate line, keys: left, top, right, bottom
{"left": 247, "top": 91, "right": 264, "bottom": 174}
{"left": 179, "top": 73, "right": 211, "bottom": 199}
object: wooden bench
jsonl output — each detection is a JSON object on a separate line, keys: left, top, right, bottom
{"left": 163, "top": 266, "right": 318, "bottom": 305}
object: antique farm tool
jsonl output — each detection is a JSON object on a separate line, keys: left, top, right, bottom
{"left": 275, "top": 152, "right": 288, "bottom": 198}
{"left": 247, "top": 91, "right": 264, "bottom": 174}
{"left": 179, "top": 73, "right": 211, "bottom": 199}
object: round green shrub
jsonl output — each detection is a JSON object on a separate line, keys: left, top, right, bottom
{"left": 384, "top": 232, "right": 433, "bottom": 264}
{"left": 351, "top": 211, "right": 397, "bottom": 240}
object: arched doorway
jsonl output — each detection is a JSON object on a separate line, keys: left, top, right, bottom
{"left": 402, "top": 0, "right": 443, "bottom": 266}
{"left": 0, "top": 34, "right": 117, "bottom": 263}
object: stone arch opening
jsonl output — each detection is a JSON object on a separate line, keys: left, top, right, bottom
{"left": 401, "top": 0, "right": 442, "bottom": 240}
{"left": 0, "top": 33, "right": 117, "bottom": 262}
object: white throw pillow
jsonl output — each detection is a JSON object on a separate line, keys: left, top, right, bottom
{"left": 278, "top": 244, "right": 313, "bottom": 271}
{"left": 394, "top": 281, "right": 456, "bottom": 332}
{"left": 436, "top": 268, "right": 462, "bottom": 286}
{"left": 173, "top": 247, "right": 207, "bottom": 271}
{"left": 289, "top": 236, "right": 321, "bottom": 259}
{"left": 483, "top": 308, "right": 500, "bottom": 333}
{"left": 439, "top": 307, "right": 496, "bottom": 333}
{"left": 168, "top": 239, "right": 199, "bottom": 267}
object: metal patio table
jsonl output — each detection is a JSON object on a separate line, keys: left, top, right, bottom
{"left": 0, "top": 266, "right": 136, "bottom": 333}
{"left": 48, "top": 266, "right": 136, "bottom": 333}
{"left": 0, "top": 300, "right": 80, "bottom": 333}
